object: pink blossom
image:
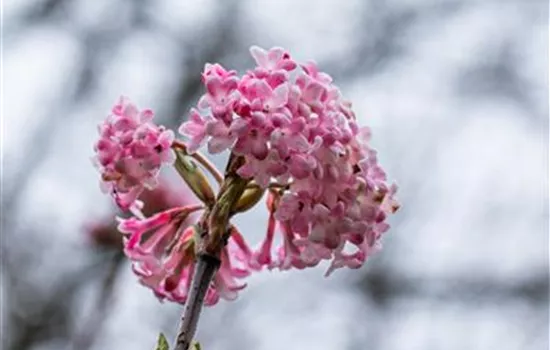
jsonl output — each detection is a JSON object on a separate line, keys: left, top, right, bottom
{"left": 178, "top": 109, "right": 208, "bottom": 154}
{"left": 249, "top": 46, "right": 297, "bottom": 74}
{"left": 84, "top": 180, "right": 199, "bottom": 251}
{"left": 178, "top": 46, "right": 399, "bottom": 275}
{"left": 249, "top": 193, "right": 278, "bottom": 268}
{"left": 117, "top": 206, "right": 254, "bottom": 305}
{"left": 198, "top": 75, "right": 240, "bottom": 117}
{"left": 93, "top": 97, "right": 174, "bottom": 211}
{"left": 201, "top": 63, "right": 237, "bottom": 82}
{"left": 301, "top": 61, "right": 333, "bottom": 85}
{"left": 101, "top": 45, "right": 399, "bottom": 285}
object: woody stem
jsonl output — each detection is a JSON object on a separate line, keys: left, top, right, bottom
{"left": 174, "top": 253, "right": 220, "bottom": 350}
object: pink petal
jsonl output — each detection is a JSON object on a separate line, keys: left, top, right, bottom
{"left": 274, "top": 194, "right": 299, "bottom": 221}
{"left": 206, "top": 77, "right": 224, "bottom": 97}
{"left": 249, "top": 45, "right": 268, "bottom": 67}
{"left": 237, "top": 160, "right": 257, "bottom": 178}
{"left": 207, "top": 136, "right": 234, "bottom": 154}
{"left": 269, "top": 83, "right": 289, "bottom": 109}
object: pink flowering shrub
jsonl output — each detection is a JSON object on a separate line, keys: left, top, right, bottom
{"left": 93, "top": 46, "right": 399, "bottom": 307}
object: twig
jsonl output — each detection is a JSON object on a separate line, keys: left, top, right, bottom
{"left": 174, "top": 254, "right": 220, "bottom": 350}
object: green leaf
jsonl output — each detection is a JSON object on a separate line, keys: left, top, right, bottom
{"left": 190, "top": 341, "right": 202, "bottom": 350}
{"left": 155, "top": 333, "right": 170, "bottom": 350}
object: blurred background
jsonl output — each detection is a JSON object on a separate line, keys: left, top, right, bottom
{"left": 2, "top": 0, "right": 549, "bottom": 349}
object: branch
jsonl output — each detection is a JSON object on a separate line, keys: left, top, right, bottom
{"left": 174, "top": 254, "right": 220, "bottom": 350}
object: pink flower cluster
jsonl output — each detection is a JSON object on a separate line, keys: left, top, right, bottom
{"left": 93, "top": 97, "right": 175, "bottom": 212}
{"left": 118, "top": 207, "right": 254, "bottom": 305}
{"left": 180, "top": 46, "right": 399, "bottom": 275}
{"left": 92, "top": 99, "right": 256, "bottom": 306}
{"left": 93, "top": 46, "right": 399, "bottom": 306}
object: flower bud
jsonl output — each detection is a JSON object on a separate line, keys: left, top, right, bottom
{"left": 232, "top": 185, "right": 265, "bottom": 214}
{"left": 174, "top": 148, "right": 216, "bottom": 206}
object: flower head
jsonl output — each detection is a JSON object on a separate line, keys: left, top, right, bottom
{"left": 179, "top": 46, "right": 399, "bottom": 275}
{"left": 95, "top": 46, "right": 399, "bottom": 311}
{"left": 93, "top": 97, "right": 175, "bottom": 212}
